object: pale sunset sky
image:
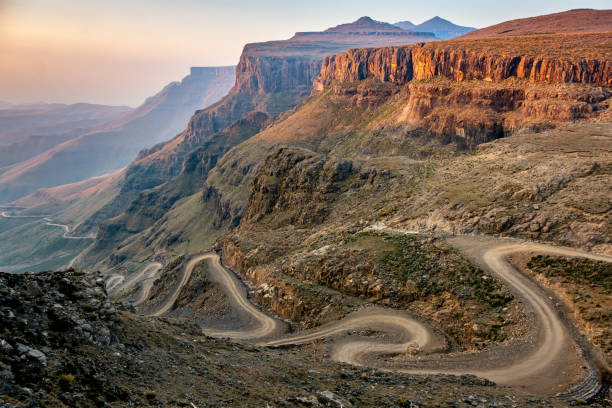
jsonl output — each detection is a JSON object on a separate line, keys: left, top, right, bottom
{"left": 1, "top": 0, "right": 609, "bottom": 107}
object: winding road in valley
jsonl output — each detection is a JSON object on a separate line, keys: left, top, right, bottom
{"left": 106, "top": 262, "right": 163, "bottom": 305}
{"left": 150, "top": 255, "right": 211, "bottom": 317}
{"left": 1, "top": 211, "right": 94, "bottom": 239}
{"left": 142, "top": 233, "right": 611, "bottom": 397}
{"left": 1, "top": 210, "right": 94, "bottom": 270}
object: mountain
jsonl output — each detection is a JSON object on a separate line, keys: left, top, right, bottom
{"left": 0, "top": 67, "right": 235, "bottom": 203}
{"left": 394, "top": 20, "right": 415, "bottom": 30}
{"left": 460, "top": 8, "right": 612, "bottom": 39}
{"left": 70, "top": 22, "right": 612, "bottom": 396}
{"left": 0, "top": 102, "right": 131, "bottom": 147}
{"left": 3, "top": 10, "right": 612, "bottom": 404}
{"left": 77, "top": 22, "right": 611, "bottom": 275}
{"left": 395, "top": 16, "right": 476, "bottom": 39}
{"left": 325, "top": 16, "right": 418, "bottom": 33}
{"left": 56, "top": 17, "right": 439, "bottom": 247}
{"left": 413, "top": 16, "right": 476, "bottom": 39}
{"left": 0, "top": 16, "right": 439, "bottom": 273}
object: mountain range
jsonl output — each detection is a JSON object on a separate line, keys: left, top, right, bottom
{"left": 395, "top": 16, "right": 476, "bottom": 39}
{"left": 0, "top": 9, "right": 611, "bottom": 405}
{"left": 0, "top": 67, "right": 235, "bottom": 203}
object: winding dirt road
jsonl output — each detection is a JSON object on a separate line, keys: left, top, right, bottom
{"left": 199, "top": 253, "right": 284, "bottom": 339}
{"left": 42, "top": 217, "right": 95, "bottom": 239}
{"left": 142, "top": 231, "right": 610, "bottom": 396}
{"left": 1, "top": 210, "right": 94, "bottom": 269}
{"left": 1, "top": 211, "right": 94, "bottom": 239}
{"left": 107, "top": 262, "right": 163, "bottom": 305}
{"left": 150, "top": 254, "right": 211, "bottom": 317}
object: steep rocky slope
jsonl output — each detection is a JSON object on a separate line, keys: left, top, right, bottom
{"left": 81, "top": 112, "right": 270, "bottom": 267}
{"left": 0, "top": 67, "right": 235, "bottom": 203}
{"left": 460, "top": 8, "right": 612, "bottom": 39}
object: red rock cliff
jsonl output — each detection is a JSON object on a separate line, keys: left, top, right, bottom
{"left": 316, "top": 34, "right": 612, "bottom": 89}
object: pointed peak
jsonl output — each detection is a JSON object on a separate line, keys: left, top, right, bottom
{"left": 423, "top": 16, "right": 451, "bottom": 24}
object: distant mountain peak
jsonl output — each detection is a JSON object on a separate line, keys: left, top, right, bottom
{"left": 394, "top": 16, "right": 476, "bottom": 39}
{"left": 419, "top": 16, "right": 464, "bottom": 29}
{"left": 326, "top": 16, "right": 405, "bottom": 33}
{"left": 394, "top": 20, "right": 415, "bottom": 30}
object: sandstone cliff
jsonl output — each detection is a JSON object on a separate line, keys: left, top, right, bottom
{"left": 316, "top": 33, "right": 611, "bottom": 90}
{"left": 313, "top": 33, "right": 611, "bottom": 147}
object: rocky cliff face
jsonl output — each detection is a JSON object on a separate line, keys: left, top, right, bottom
{"left": 315, "top": 34, "right": 611, "bottom": 148}
{"left": 316, "top": 35, "right": 611, "bottom": 89}
{"left": 235, "top": 51, "right": 321, "bottom": 95}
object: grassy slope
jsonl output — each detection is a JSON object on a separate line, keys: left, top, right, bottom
{"left": 0, "top": 217, "right": 92, "bottom": 273}
{"left": 459, "top": 9, "right": 612, "bottom": 39}
{"left": 522, "top": 255, "right": 611, "bottom": 369}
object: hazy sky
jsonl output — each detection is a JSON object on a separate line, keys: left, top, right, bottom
{"left": 1, "top": 0, "right": 609, "bottom": 107}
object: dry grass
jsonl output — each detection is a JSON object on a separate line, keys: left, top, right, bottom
{"left": 460, "top": 9, "right": 612, "bottom": 40}
{"left": 429, "top": 32, "right": 612, "bottom": 60}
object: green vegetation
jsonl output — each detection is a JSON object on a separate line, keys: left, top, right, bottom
{"left": 0, "top": 217, "right": 92, "bottom": 273}
{"left": 348, "top": 231, "right": 512, "bottom": 308}
{"left": 527, "top": 255, "right": 611, "bottom": 294}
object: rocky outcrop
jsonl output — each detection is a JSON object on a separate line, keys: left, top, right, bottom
{"left": 243, "top": 147, "right": 358, "bottom": 226}
{"left": 316, "top": 38, "right": 612, "bottom": 89}
{"left": 316, "top": 38, "right": 611, "bottom": 148}
{"left": 218, "top": 239, "right": 352, "bottom": 328}
{"left": 396, "top": 81, "right": 609, "bottom": 146}
{"left": 0, "top": 269, "right": 122, "bottom": 404}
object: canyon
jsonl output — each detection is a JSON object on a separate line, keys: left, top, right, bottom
{"left": 0, "top": 8, "right": 611, "bottom": 407}
{"left": 0, "top": 67, "right": 235, "bottom": 204}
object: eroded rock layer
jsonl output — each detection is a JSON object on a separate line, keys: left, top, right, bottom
{"left": 316, "top": 33, "right": 612, "bottom": 90}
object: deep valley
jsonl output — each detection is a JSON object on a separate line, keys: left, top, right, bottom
{"left": 0, "top": 7, "right": 611, "bottom": 408}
